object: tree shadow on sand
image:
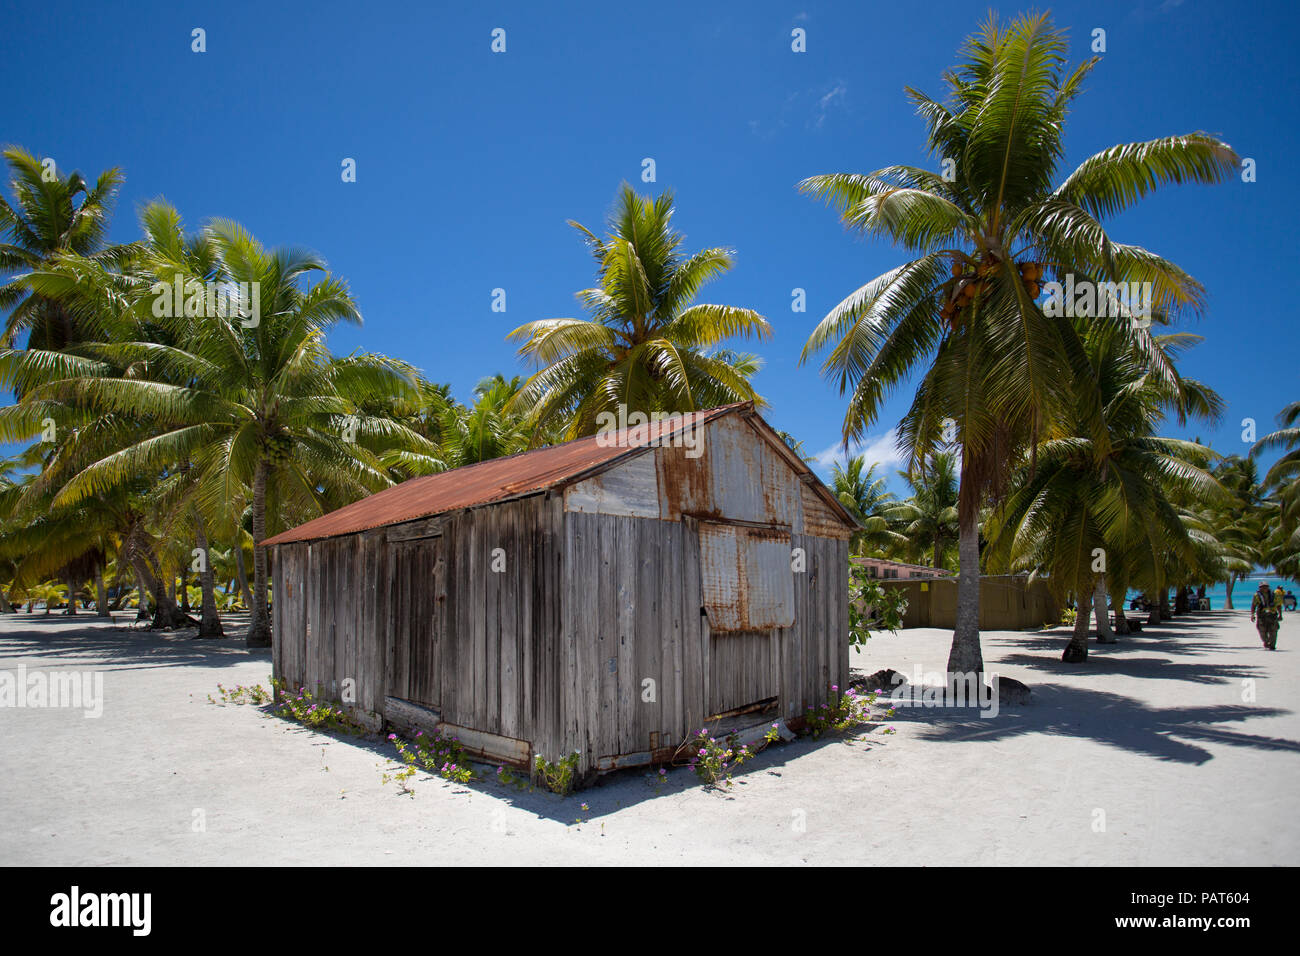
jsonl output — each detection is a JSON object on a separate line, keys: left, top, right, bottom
{"left": 889, "top": 684, "right": 1295, "bottom": 765}
{"left": 0, "top": 613, "right": 264, "bottom": 672}
{"left": 994, "top": 651, "right": 1263, "bottom": 685}
{"left": 889, "top": 612, "right": 1299, "bottom": 764}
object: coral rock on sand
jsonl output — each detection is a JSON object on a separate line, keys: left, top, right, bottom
{"left": 852, "top": 668, "right": 909, "bottom": 693}
{"left": 990, "top": 676, "right": 1033, "bottom": 706}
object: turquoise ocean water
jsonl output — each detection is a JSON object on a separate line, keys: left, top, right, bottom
{"left": 1126, "top": 575, "right": 1296, "bottom": 610}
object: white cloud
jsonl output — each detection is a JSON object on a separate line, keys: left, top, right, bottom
{"left": 812, "top": 428, "right": 905, "bottom": 477}
{"left": 749, "top": 83, "right": 847, "bottom": 139}
{"left": 814, "top": 84, "right": 846, "bottom": 128}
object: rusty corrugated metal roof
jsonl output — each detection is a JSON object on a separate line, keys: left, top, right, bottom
{"left": 262, "top": 404, "right": 746, "bottom": 546}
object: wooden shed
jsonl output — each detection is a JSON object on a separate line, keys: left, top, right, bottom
{"left": 262, "top": 402, "right": 856, "bottom": 781}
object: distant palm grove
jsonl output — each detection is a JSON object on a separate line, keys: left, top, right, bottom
{"left": 1, "top": 13, "right": 1295, "bottom": 669}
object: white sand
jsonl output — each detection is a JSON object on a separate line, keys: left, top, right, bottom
{"left": 1, "top": 608, "right": 1296, "bottom": 865}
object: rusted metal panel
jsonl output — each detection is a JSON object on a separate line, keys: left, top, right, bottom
{"left": 699, "top": 522, "right": 795, "bottom": 631}
{"left": 658, "top": 414, "right": 801, "bottom": 526}
{"left": 739, "top": 410, "right": 859, "bottom": 534}
{"left": 595, "top": 750, "right": 654, "bottom": 771}
{"left": 655, "top": 442, "right": 711, "bottom": 521}
{"left": 563, "top": 452, "right": 660, "bottom": 518}
{"left": 656, "top": 413, "right": 852, "bottom": 537}
{"left": 800, "top": 480, "right": 853, "bottom": 540}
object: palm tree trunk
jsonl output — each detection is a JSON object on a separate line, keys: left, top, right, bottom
{"left": 95, "top": 566, "right": 110, "bottom": 618}
{"left": 194, "top": 516, "right": 224, "bottom": 638}
{"left": 127, "top": 540, "right": 187, "bottom": 628}
{"left": 1063, "top": 577, "right": 1093, "bottom": 662}
{"left": 1094, "top": 575, "right": 1116, "bottom": 643}
{"left": 235, "top": 542, "right": 254, "bottom": 610}
{"left": 178, "top": 566, "right": 190, "bottom": 614}
{"left": 1224, "top": 575, "right": 1235, "bottom": 610}
{"left": 246, "top": 459, "right": 272, "bottom": 648}
{"left": 135, "top": 568, "right": 151, "bottom": 620}
{"left": 0, "top": 588, "right": 11, "bottom": 613}
{"left": 63, "top": 575, "right": 77, "bottom": 615}
{"left": 149, "top": 573, "right": 187, "bottom": 628}
{"left": 947, "top": 514, "right": 983, "bottom": 677}
{"left": 1158, "top": 589, "right": 1172, "bottom": 621}
{"left": 1114, "top": 604, "right": 1131, "bottom": 635}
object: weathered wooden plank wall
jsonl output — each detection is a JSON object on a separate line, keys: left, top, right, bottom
{"left": 562, "top": 511, "right": 710, "bottom": 771}
{"left": 437, "top": 493, "right": 563, "bottom": 754}
{"left": 560, "top": 510, "right": 848, "bottom": 772}
{"left": 271, "top": 535, "right": 384, "bottom": 726}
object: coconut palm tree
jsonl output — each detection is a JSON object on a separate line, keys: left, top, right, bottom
{"left": 829, "top": 456, "right": 902, "bottom": 555}
{"left": 889, "top": 452, "right": 960, "bottom": 570}
{"left": 438, "top": 374, "right": 538, "bottom": 467}
{"left": 0, "top": 148, "right": 130, "bottom": 350}
{"left": 3, "top": 201, "right": 231, "bottom": 633}
{"left": 1252, "top": 402, "right": 1300, "bottom": 578}
{"left": 799, "top": 12, "right": 1238, "bottom": 675}
{"left": 1, "top": 215, "right": 438, "bottom": 645}
{"left": 340, "top": 356, "right": 453, "bottom": 479}
{"left": 508, "top": 184, "right": 771, "bottom": 439}
{"left": 1206, "top": 456, "right": 1268, "bottom": 608}
{"left": 985, "top": 330, "right": 1223, "bottom": 661}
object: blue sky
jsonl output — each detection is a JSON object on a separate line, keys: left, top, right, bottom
{"left": 4, "top": 0, "right": 1297, "bottom": 492}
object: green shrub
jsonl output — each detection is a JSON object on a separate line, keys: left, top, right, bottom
{"left": 848, "top": 565, "right": 908, "bottom": 646}
{"left": 534, "top": 751, "right": 581, "bottom": 795}
{"left": 209, "top": 682, "right": 272, "bottom": 706}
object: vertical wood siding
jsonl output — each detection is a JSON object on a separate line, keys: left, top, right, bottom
{"left": 436, "top": 494, "right": 563, "bottom": 750}
{"left": 560, "top": 511, "right": 848, "bottom": 772}
{"left": 271, "top": 535, "right": 385, "bottom": 726}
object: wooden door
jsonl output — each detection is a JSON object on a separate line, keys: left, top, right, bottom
{"left": 386, "top": 537, "right": 444, "bottom": 709}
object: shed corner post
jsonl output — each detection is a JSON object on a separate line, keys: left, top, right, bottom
{"left": 269, "top": 542, "right": 282, "bottom": 700}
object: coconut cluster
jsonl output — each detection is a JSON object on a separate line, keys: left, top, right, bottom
{"left": 939, "top": 257, "right": 1046, "bottom": 327}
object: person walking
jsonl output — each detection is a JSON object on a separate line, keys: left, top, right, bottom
{"left": 1251, "top": 582, "right": 1280, "bottom": 650}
